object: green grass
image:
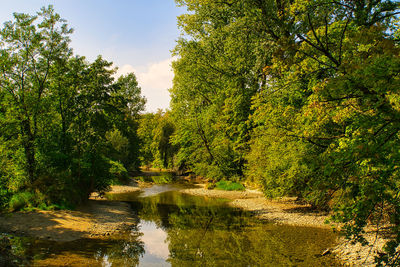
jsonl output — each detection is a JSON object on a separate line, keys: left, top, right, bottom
{"left": 215, "top": 180, "right": 245, "bottom": 191}
{"left": 8, "top": 191, "right": 36, "bottom": 211}
{"left": 8, "top": 191, "right": 74, "bottom": 212}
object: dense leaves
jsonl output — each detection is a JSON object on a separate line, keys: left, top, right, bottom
{"left": 171, "top": 0, "right": 265, "bottom": 180}
{"left": 0, "top": 6, "right": 145, "bottom": 208}
{"left": 137, "top": 111, "right": 177, "bottom": 169}
{"left": 171, "top": 0, "right": 400, "bottom": 264}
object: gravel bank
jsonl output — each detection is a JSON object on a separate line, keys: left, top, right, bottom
{"left": 332, "top": 228, "right": 388, "bottom": 266}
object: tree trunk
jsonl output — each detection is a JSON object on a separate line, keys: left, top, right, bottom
{"left": 21, "top": 119, "right": 36, "bottom": 184}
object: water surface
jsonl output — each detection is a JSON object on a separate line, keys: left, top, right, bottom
{"left": 7, "top": 178, "right": 340, "bottom": 266}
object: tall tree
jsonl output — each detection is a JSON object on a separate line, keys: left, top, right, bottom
{"left": 0, "top": 6, "right": 146, "bottom": 207}
{"left": 0, "top": 6, "right": 72, "bottom": 185}
{"left": 171, "top": 0, "right": 267, "bottom": 179}
{"left": 247, "top": 0, "right": 400, "bottom": 264}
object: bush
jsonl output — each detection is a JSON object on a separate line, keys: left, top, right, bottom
{"left": 8, "top": 192, "right": 36, "bottom": 211}
{"left": 215, "top": 180, "right": 245, "bottom": 191}
{"left": 205, "top": 182, "right": 216, "bottom": 190}
{"left": 109, "top": 159, "right": 129, "bottom": 181}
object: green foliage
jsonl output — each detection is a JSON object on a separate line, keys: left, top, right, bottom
{"left": 174, "top": 0, "right": 400, "bottom": 264}
{"left": 0, "top": 139, "right": 24, "bottom": 209}
{"left": 215, "top": 180, "right": 245, "bottom": 191}
{"left": 170, "top": 0, "right": 262, "bottom": 179}
{"left": 205, "top": 182, "right": 216, "bottom": 190}
{"left": 246, "top": 127, "right": 313, "bottom": 199}
{"left": 106, "top": 129, "right": 129, "bottom": 156}
{"left": 136, "top": 173, "right": 175, "bottom": 184}
{"left": 108, "top": 159, "right": 129, "bottom": 181}
{"left": 0, "top": 6, "right": 145, "bottom": 210}
{"left": 0, "top": 5, "right": 73, "bottom": 184}
{"left": 9, "top": 192, "right": 36, "bottom": 211}
{"left": 1, "top": 1, "right": 400, "bottom": 263}
{"left": 137, "top": 111, "right": 177, "bottom": 169}
{"left": 8, "top": 190, "right": 73, "bottom": 212}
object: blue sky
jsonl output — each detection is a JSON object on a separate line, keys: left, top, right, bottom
{"left": 0, "top": 1, "right": 186, "bottom": 112}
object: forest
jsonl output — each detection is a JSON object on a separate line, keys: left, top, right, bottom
{"left": 1, "top": 0, "right": 400, "bottom": 265}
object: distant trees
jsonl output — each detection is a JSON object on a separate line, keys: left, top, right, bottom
{"left": 0, "top": 6, "right": 145, "bottom": 208}
{"left": 171, "top": 0, "right": 400, "bottom": 264}
{"left": 137, "top": 111, "right": 177, "bottom": 169}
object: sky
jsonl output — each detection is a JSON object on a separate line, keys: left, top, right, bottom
{"left": 0, "top": 0, "right": 186, "bottom": 112}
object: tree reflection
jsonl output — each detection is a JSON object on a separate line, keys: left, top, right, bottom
{"left": 130, "top": 191, "right": 339, "bottom": 266}
{"left": 9, "top": 190, "right": 339, "bottom": 266}
{"left": 6, "top": 224, "right": 145, "bottom": 266}
{"left": 91, "top": 228, "right": 145, "bottom": 266}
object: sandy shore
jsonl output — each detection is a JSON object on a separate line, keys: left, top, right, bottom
{"left": 0, "top": 199, "right": 136, "bottom": 242}
{"left": 0, "top": 184, "right": 144, "bottom": 243}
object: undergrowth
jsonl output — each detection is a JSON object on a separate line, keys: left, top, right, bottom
{"left": 215, "top": 180, "right": 245, "bottom": 191}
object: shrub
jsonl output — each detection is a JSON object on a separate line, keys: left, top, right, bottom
{"left": 109, "top": 160, "right": 129, "bottom": 181}
{"left": 215, "top": 180, "right": 245, "bottom": 191}
{"left": 9, "top": 192, "right": 36, "bottom": 211}
{"left": 205, "top": 182, "right": 216, "bottom": 190}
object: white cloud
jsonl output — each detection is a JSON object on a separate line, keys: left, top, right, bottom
{"left": 116, "top": 58, "right": 174, "bottom": 112}
{"left": 116, "top": 64, "right": 137, "bottom": 76}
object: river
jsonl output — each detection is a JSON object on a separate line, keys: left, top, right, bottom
{"left": 5, "top": 172, "right": 340, "bottom": 266}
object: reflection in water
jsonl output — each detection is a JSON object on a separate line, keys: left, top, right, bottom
{"left": 8, "top": 181, "right": 340, "bottom": 266}
{"left": 139, "top": 221, "right": 169, "bottom": 261}
{"left": 139, "top": 184, "right": 181, "bottom": 198}
{"left": 125, "top": 189, "right": 339, "bottom": 266}
{"left": 8, "top": 230, "right": 145, "bottom": 266}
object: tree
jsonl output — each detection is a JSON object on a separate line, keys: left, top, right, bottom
{"left": 174, "top": 0, "right": 400, "bottom": 263}
{"left": 137, "top": 110, "right": 177, "bottom": 169}
{"left": 0, "top": 6, "right": 146, "bottom": 207}
{"left": 171, "top": 0, "right": 266, "bottom": 179}
{"left": 110, "top": 73, "right": 146, "bottom": 170}
{"left": 248, "top": 0, "right": 400, "bottom": 264}
{"left": 0, "top": 6, "right": 72, "bottom": 186}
